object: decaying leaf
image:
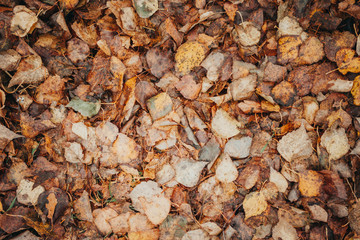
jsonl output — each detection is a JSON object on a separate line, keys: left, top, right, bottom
{"left": 45, "top": 192, "right": 57, "bottom": 221}
{"left": 335, "top": 48, "right": 360, "bottom": 75}
{"left": 71, "top": 21, "right": 98, "bottom": 47}
{"left": 271, "top": 81, "right": 296, "bottom": 106}
{"left": 272, "top": 218, "right": 298, "bottom": 240}
{"left": 351, "top": 75, "right": 360, "bottom": 106}
{"left": 229, "top": 74, "right": 257, "bottom": 101}
{"left": 175, "top": 74, "right": 202, "bottom": 100}
{"left": 147, "top": 92, "right": 173, "bottom": 121}
{"left": 133, "top": 0, "right": 158, "bottom": 18}
{"left": 277, "top": 36, "right": 302, "bottom": 65}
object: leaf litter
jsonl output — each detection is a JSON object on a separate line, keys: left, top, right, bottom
{"left": 0, "top": 0, "right": 360, "bottom": 239}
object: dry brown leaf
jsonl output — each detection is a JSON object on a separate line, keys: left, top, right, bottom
{"left": 175, "top": 74, "right": 202, "bottom": 100}
{"left": 271, "top": 81, "right": 296, "bottom": 106}
{"left": 71, "top": 21, "right": 98, "bottom": 47}
{"left": 224, "top": 2, "right": 238, "bottom": 21}
{"left": 36, "top": 75, "right": 66, "bottom": 105}
{"left": 164, "top": 18, "right": 183, "bottom": 46}
{"left": 9, "top": 55, "right": 49, "bottom": 88}
{"left": 10, "top": 6, "right": 38, "bottom": 37}
{"left": 0, "top": 124, "right": 22, "bottom": 150}
{"left": 146, "top": 47, "right": 174, "bottom": 78}
{"left": 45, "top": 192, "right": 58, "bottom": 221}
{"left": 67, "top": 38, "right": 90, "bottom": 64}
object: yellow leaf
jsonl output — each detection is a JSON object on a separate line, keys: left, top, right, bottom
{"left": 243, "top": 191, "right": 268, "bottom": 220}
{"left": 277, "top": 36, "right": 302, "bottom": 65}
{"left": 336, "top": 48, "right": 360, "bottom": 75}
{"left": 175, "top": 41, "right": 206, "bottom": 76}
{"left": 351, "top": 76, "right": 360, "bottom": 106}
{"left": 298, "top": 170, "right": 323, "bottom": 197}
{"left": 59, "top": 0, "right": 79, "bottom": 9}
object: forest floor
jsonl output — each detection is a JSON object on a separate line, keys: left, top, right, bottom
{"left": 1, "top": 0, "right": 360, "bottom": 239}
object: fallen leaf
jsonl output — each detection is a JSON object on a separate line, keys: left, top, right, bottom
{"left": 129, "top": 181, "right": 171, "bottom": 225}
{"left": 45, "top": 192, "right": 57, "bottom": 221}
{"left": 272, "top": 218, "right": 298, "bottom": 240}
{"left": 232, "top": 21, "right": 261, "bottom": 47}
{"left": 67, "top": 38, "right": 90, "bottom": 64}
{"left": 211, "top": 109, "right": 242, "bottom": 139}
{"left": 277, "top": 36, "right": 302, "bottom": 65}
{"left": 175, "top": 41, "right": 207, "bottom": 76}
{"left": 277, "top": 16, "right": 304, "bottom": 37}
{"left": 298, "top": 170, "right": 323, "bottom": 197}
{"left": 146, "top": 47, "right": 174, "bottom": 78}
{"left": 10, "top": 6, "right": 38, "bottom": 37}
{"left": 224, "top": 136, "right": 252, "bottom": 159}
{"left": 336, "top": 48, "right": 360, "bottom": 75}
{"left": 271, "top": 81, "right": 296, "bottom": 106}
{"left": 201, "top": 51, "right": 227, "bottom": 82}
{"left": 175, "top": 74, "right": 202, "bottom": 100}
{"left": 0, "top": 49, "right": 21, "bottom": 71}
{"left": 0, "top": 124, "right": 22, "bottom": 150}
{"left": 73, "top": 190, "right": 93, "bottom": 222}
{"left": 9, "top": 55, "right": 49, "bottom": 88}
{"left": 277, "top": 124, "right": 313, "bottom": 162}
{"left": 320, "top": 125, "right": 350, "bottom": 161}
{"left": 16, "top": 179, "right": 45, "bottom": 206}
{"left": 243, "top": 191, "right": 268, "bottom": 220}
{"left": 229, "top": 74, "right": 257, "bottom": 101}
{"left": 71, "top": 21, "right": 98, "bottom": 47}
{"left": 59, "top": 0, "right": 79, "bottom": 9}
{"left": 173, "top": 158, "right": 207, "bottom": 187}
{"left": 36, "top": 75, "right": 66, "bottom": 105}
{"left": 147, "top": 92, "right": 173, "bottom": 121}
{"left": 112, "top": 133, "right": 140, "bottom": 164}
{"left": 64, "top": 142, "right": 83, "bottom": 163}
{"left": 182, "top": 229, "right": 210, "bottom": 240}
{"left": 93, "top": 208, "right": 118, "bottom": 235}
{"left": 308, "top": 205, "right": 328, "bottom": 222}
{"left": 66, "top": 97, "right": 101, "bottom": 118}
{"left": 133, "top": 0, "right": 158, "bottom": 18}
{"left": 296, "top": 36, "right": 324, "bottom": 65}
{"left": 269, "top": 167, "right": 288, "bottom": 193}
{"left": 215, "top": 154, "right": 238, "bottom": 183}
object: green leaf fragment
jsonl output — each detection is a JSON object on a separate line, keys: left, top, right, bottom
{"left": 66, "top": 97, "right": 101, "bottom": 118}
